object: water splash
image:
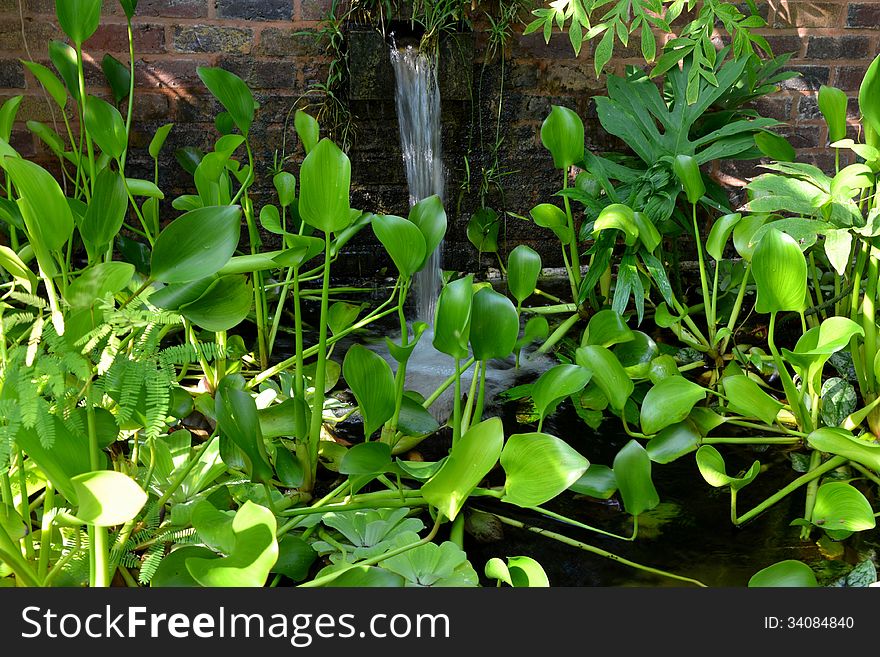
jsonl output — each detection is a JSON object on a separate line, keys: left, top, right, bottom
{"left": 390, "top": 43, "right": 445, "bottom": 322}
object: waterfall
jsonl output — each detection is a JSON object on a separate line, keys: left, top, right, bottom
{"left": 390, "top": 44, "right": 445, "bottom": 322}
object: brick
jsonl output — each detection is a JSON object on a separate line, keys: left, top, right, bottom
{"left": 130, "top": 93, "right": 170, "bottom": 121}
{"left": 217, "top": 0, "right": 292, "bottom": 20}
{"left": 763, "top": 34, "right": 804, "bottom": 56}
{"left": 776, "top": 125, "right": 822, "bottom": 149}
{"left": 754, "top": 95, "right": 793, "bottom": 121}
{"left": 0, "top": 59, "right": 25, "bottom": 88}
{"left": 805, "top": 35, "right": 870, "bottom": 60}
{"left": 512, "top": 33, "right": 580, "bottom": 60}
{"left": 216, "top": 56, "right": 297, "bottom": 89}
{"left": 796, "top": 94, "right": 822, "bottom": 121}
{"left": 301, "top": 0, "right": 333, "bottom": 21}
{"left": 847, "top": 3, "right": 880, "bottom": 28}
{"left": 0, "top": 20, "right": 61, "bottom": 53}
{"left": 86, "top": 23, "right": 165, "bottom": 54}
{"left": 172, "top": 25, "right": 253, "bottom": 54}
{"left": 781, "top": 66, "right": 830, "bottom": 91}
{"left": 836, "top": 65, "right": 868, "bottom": 91}
{"left": 256, "top": 28, "right": 323, "bottom": 58}
{"left": 771, "top": 2, "right": 843, "bottom": 28}
{"left": 133, "top": 0, "right": 207, "bottom": 18}
{"left": 135, "top": 58, "right": 207, "bottom": 90}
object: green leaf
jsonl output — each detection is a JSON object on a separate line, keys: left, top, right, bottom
{"left": 613, "top": 331, "right": 658, "bottom": 379}
{"left": 66, "top": 261, "right": 134, "bottom": 309}
{"left": 486, "top": 556, "right": 549, "bottom": 587}
{"left": 613, "top": 440, "right": 659, "bottom": 516}
{"left": 187, "top": 501, "right": 279, "bottom": 587}
{"left": 807, "top": 427, "right": 880, "bottom": 472}
{"left": 0, "top": 96, "right": 23, "bottom": 143}
{"left": 179, "top": 275, "right": 252, "bottom": 332}
{"left": 408, "top": 195, "right": 447, "bottom": 270}
{"left": 380, "top": 533, "right": 478, "bottom": 587}
{"left": 21, "top": 61, "right": 66, "bottom": 108}
{"left": 812, "top": 482, "right": 876, "bottom": 533}
{"left": 754, "top": 131, "right": 795, "bottom": 162}
{"left": 48, "top": 40, "right": 79, "bottom": 103}
{"left": 152, "top": 547, "right": 217, "bottom": 587}
{"left": 574, "top": 345, "right": 633, "bottom": 412}
{"left": 501, "top": 432, "right": 589, "bottom": 507}
{"left": 585, "top": 309, "right": 634, "bottom": 347}
{"left": 339, "top": 442, "right": 393, "bottom": 475}
{"left": 721, "top": 375, "right": 783, "bottom": 426}
{"left": 0, "top": 244, "right": 37, "bottom": 292}
{"left": 328, "top": 301, "right": 363, "bottom": 335}
{"left": 824, "top": 228, "right": 852, "bottom": 276}
{"left": 470, "top": 288, "right": 519, "bottom": 361}
{"left": 531, "top": 364, "right": 591, "bottom": 424}
{"left": 342, "top": 344, "right": 395, "bottom": 439}
{"left": 695, "top": 445, "right": 759, "bottom": 491}
{"left": 569, "top": 464, "right": 617, "bottom": 499}
{"left": 84, "top": 95, "right": 127, "bottom": 160}
{"left": 783, "top": 317, "right": 864, "bottom": 391}
{"left": 820, "top": 377, "right": 857, "bottom": 428}
{"left": 732, "top": 214, "right": 765, "bottom": 262}
{"left": 421, "top": 418, "right": 504, "bottom": 520}
{"left": 507, "top": 244, "right": 542, "bottom": 304}
{"left": 294, "top": 110, "right": 319, "bottom": 154}
{"left": 72, "top": 470, "right": 147, "bottom": 527}
{"left": 752, "top": 228, "right": 807, "bottom": 314}
{"left": 640, "top": 376, "right": 707, "bottom": 435}
{"left": 81, "top": 167, "right": 127, "bottom": 255}
{"left": 632, "top": 211, "right": 661, "bottom": 252}
{"left": 672, "top": 154, "right": 705, "bottom": 204}
{"left": 126, "top": 178, "right": 164, "bottom": 198}
{"left": 647, "top": 421, "right": 701, "bottom": 464}
{"left": 466, "top": 207, "right": 500, "bottom": 252}
{"left": 706, "top": 213, "right": 742, "bottom": 261}
{"left": 191, "top": 502, "right": 236, "bottom": 553}
{"left": 215, "top": 385, "right": 274, "bottom": 484}
{"left": 150, "top": 205, "right": 241, "bottom": 283}
{"left": 55, "top": 0, "right": 101, "bottom": 45}
{"left": 118, "top": 0, "right": 138, "bottom": 19}
{"left": 3, "top": 156, "right": 74, "bottom": 252}
{"left": 818, "top": 85, "right": 848, "bottom": 144}
{"left": 594, "top": 203, "right": 639, "bottom": 246}
{"left": 273, "top": 172, "right": 296, "bottom": 208}
{"left": 101, "top": 54, "right": 130, "bottom": 104}
{"left": 372, "top": 214, "right": 425, "bottom": 279}
{"left": 594, "top": 29, "right": 614, "bottom": 78}
{"left": 149, "top": 123, "right": 174, "bottom": 160}
{"left": 540, "top": 105, "right": 584, "bottom": 169}
{"left": 272, "top": 536, "right": 317, "bottom": 582}
{"left": 197, "top": 66, "right": 255, "bottom": 137}
{"left": 530, "top": 203, "right": 571, "bottom": 242}
{"left": 432, "top": 276, "right": 473, "bottom": 359}
{"left": 858, "top": 54, "right": 880, "bottom": 139}
{"left": 299, "top": 138, "right": 352, "bottom": 234}
{"left": 749, "top": 560, "right": 818, "bottom": 587}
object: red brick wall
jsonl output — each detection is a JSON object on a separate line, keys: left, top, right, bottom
{"left": 0, "top": 0, "right": 878, "bottom": 268}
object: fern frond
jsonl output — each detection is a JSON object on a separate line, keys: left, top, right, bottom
{"left": 137, "top": 543, "right": 167, "bottom": 585}
{"left": 7, "top": 291, "right": 48, "bottom": 309}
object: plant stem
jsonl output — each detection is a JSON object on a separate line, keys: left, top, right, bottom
{"left": 735, "top": 455, "right": 847, "bottom": 526}
{"left": 702, "top": 437, "right": 801, "bottom": 445}
{"left": 526, "top": 504, "right": 637, "bottom": 541}
{"left": 561, "top": 170, "right": 581, "bottom": 292}
{"left": 75, "top": 44, "right": 96, "bottom": 195}
{"left": 86, "top": 397, "right": 110, "bottom": 587}
{"left": 0, "top": 521, "right": 40, "bottom": 587}
{"left": 154, "top": 433, "right": 218, "bottom": 510}
{"left": 799, "top": 449, "right": 823, "bottom": 540}
{"left": 421, "top": 357, "right": 476, "bottom": 410}
{"left": 692, "top": 203, "right": 714, "bottom": 342}
{"left": 452, "top": 357, "right": 463, "bottom": 446}
{"left": 37, "top": 483, "right": 54, "bottom": 580}
{"left": 538, "top": 312, "right": 581, "bottom": 354}
{"left": 767, "top": 312, "right": 811, "bottom": 432}
{"left": 15, "top": 448, "right": 33, "bottom": 560}
{"left": 119, "top": 17, "right": 135, "bottom": 172}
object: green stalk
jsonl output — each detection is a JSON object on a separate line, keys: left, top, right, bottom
{"left": 537, "top": 312, "right": 581, "bottom": 354}
{"left": 383, "top": 279, "right": 411, "bottom": 443}
{"left": 244, "top": 194, "right": 269, "bottom": 370}
{"left": 702, "top": 436, "right": 801, "bottom": 445}
{"left": 799, "top": 449, "right": 823, "bottom": 540}
{"left": 421, "top": 357, "right": 476, "bottom": 410}
{"left": 461, "top": 359, "right": 480, "bottom": 433}
{"left": 15, "top": 448, "right": 33, "bottom": 560}
{"left": 37, "top": 483, "right": 54, "bottom": 580}
{"left": 0, "top": 521, "right": 40, "bottom": 587}
{"left": 767, "top": 312, "right": 811, "bottom": 432}
{"left": 492, "top": 514, "right": 706, "bottom": 587}
{"left": 86, "top": 397, "right": 110, "bottom": 587}
{"left": 472, "top": 360, "right": 487, "bottom": 426}
{"left": 692, "top": 203, "right": 714, "bottom": 342}
{"left": 305, "top": 235, "right": 334, "bottom": 492}
{"left": 561, "top": 170, "right": 581, "bottom": 290}
{"left": 735, "top": 455, "right": 847, "bottom": 526}
{"left": 119, "top": 17, "right": 136, "bottom": 173}
{"left": 75, "top": 44, "right": 96, "bottom": 195}
{"left": 730, "top": 488, "right": 738, "bottom": 526}
{"left": 525, "top": 504, "right": 637, "bottom": 542}
{"left": 268, "top": 265, "right": 295, "bottom": 355}
{"left": 452, "top": 357, "right": 463, "bottom": 446}
{"left": 720, "top": 262, "right": 751, "bottom": 354}
{"left": 808, "top": 252, "right": 826, "bottom": 321}
{"left": 861, "top": 251, "right": 878, "bottom": 395}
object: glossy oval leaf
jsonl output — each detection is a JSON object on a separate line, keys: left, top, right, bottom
{"left": 294, "top": 110, "right": 320, "bottom": 154}
{"left": 71, "top": 470, "right": 147, "bottom": 527}
{"left": 807, "top": 427, "right": 880, "bottom": 471}
{"left": 3, "top": 156, "right": 74, "bottom": 252}
{"left": 501, "top": 432, "right": 589, "bottom": 507}
{"left": 299, "top": 138, "right": 352, "bottom": 234}
{"left": 613, "top": 331, "right": 658, "bottom": 379}
{"left": 530, "top": 203, "right": 571, "bottom": 242}
{"left": 408, "top": 195, "right": 447, "bottom": 270}
{"left": 575, "top": 345, "right": 633, "bottom": 412}
{"left": 819, "top": 85, "right": 849, "bottom": 144}
{"left": 752, "top": 228, "right": 807, "bottom": 314}
{"left": 150, "top": 205, "right": 241, "bottom": 283}
{"left": 613, "top": 440, "right": 659, "bottom": 517}
{"left": 179, "top": 275, "right": 252, "bottom": 332}
{"left": 594, "top": 203, "right": 638, "bottom": 246}
{"left": 342, "top": 344, "right": 395, "bottom": 439}
{"left": 646, "top": 421, "right": 701, "bottom": 464}
{"left": 66, "top": 261, "right": 134, "bottom": 309}
{"left": 507, "top": 244, "right": 541, "bottom": 304}
{"left": 81, "top": 166, "right": 127, "bottom": 251}
{"left": 470, "top": 287, "right": 519, "bottom": 361}
{"left": 585, "top": 309, "right": 634, "bottom": 347}
{"left": 811, "top": 482, "right": 876, "bottom": 532}
{"left": 149, "top": 123, "right": 174, "bottom": 160}
{"left": 273, "top": 171, "right": 296, "bottom": 208}
{"left": 569, "top": 464, "right": 617, "bottom": 499}
{"left": 421, "top": 418, "right": 504, "bottom": 520}
{"left": 695, "top": 445, "right": 760, "bottom": 491}
{"left": 748, "top": 560, "right": 818, "bottom": 587}
{"left": 721, "top": 375, "right": 783, "bottom": 426}
{"left": 432, "top": 275, "right": 473, "bottom": 359}
{"left": 540, "top": 105, "right": 584, "bottom": 169}
{"left": 339, "top": 442, "right": 393, "bottom": 475}
{"left": 372, "top": 214, "right": 426, "bottom": 279}
{"left": 22, "top": 61, "right": 66, "bottom": 108}
{"left": 706, "top": 213, "right": 742, "bottom": 261}
{"left": 672, "top": 154, "right": 705, "bottom": 204}
{"left": 531, "top": 364, "right": 591, "bottom": 423}
{"left": 215, "top": 385, "right": 274, "bottom": 484}
{"left": 485, "top": 556, "right": 549, "bottom": 587}
{"left": 197, "top": 66, "right": 255, "bottom": 137}
{"left": 755, "top": 131, "right": 796, "bottom": 162}
{"left": 640, "top": 376, "right": 707, "bottom": 436}
{"left": 56, "top": 0, "right": 101, "bottom": 45}
{"left": 732, "top": 214, "right": 766, "bottom": 262}
{"left": 84, "top": 95, "right": 127, "bottom": 160}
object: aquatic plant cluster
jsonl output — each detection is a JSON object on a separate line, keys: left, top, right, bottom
{"left": 0, "top": 0, "right": 879, "bottom": 588}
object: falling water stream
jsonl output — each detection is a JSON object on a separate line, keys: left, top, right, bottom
{"left": 390, "top": 43, "right": 445, "bottom": 322}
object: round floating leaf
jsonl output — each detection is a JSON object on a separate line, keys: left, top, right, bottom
{"left": 640, "top": 376, "right": 706, "bottom": 435}
{"left": 501, "top": 433, "right": 589, "bottom": 508}
{"left": 372, "top": 214, "right": 426, "bottom": 279}
{"left": 433, "top": 275, "right": 473, "bottom": 359}
{"left": 150, "top": 205, "right": 241, "bottom": 283}
{"left": 646, "top": 421, "right": 701, "bottom": 464}
{"left": 593, "top": 203, "right": 638, "bottom": 246}
{"left": 408, "top": 195, "right": 447, "bottom": 270}
{"left": 197, "top": 66, "right": 255, "bottom": 137}
{"left": 186, "top": 501, "right": 279, "bottom": 587}
{"left": 342, "top": 344, "right": 395, "bottom": 439}
{"left": 531, "top": 364, "right": 591, "bottom": 424}
{"left": 695, "top": 445, "right": 760, "bottom": 491}
{"left": 748, "top": 560, "right": 818, "bottom": 588}
{"left": 71, "top": 470, "right": 147, "bottom": 527}
{"left": 339, "top": 442, "right": 393, "bottom": 475}
{"left": 84, "top": 95, "right": 127, "bottom": 160}
{"left": 421, "top": 418, "right": 504, "bottom": 521}
{"left": 569, "top": 464, "right": 617, "bottom": 499}
{"left": 811, "top": 482, "right": 876, "bottom": 533}
{"left": 575, "top": 345, "right": 633, "bottom": 412}
{"left": 179, "top": 275, "right": 252, "bottom": 332}
{"left": 585, "top": 309, "right": 634, "bottom": 348}
{"left": 540, "top": 105, "right": 584, "bottom": 169}
{"left": 613, "top": 440, "right": 659, "bottom": 517}
{"left": 752, "top": 228, "right": 807, "bottom": 314}
{"left": 298, "top": 138, "right": 352, "bottom": 234}
{"left": 470, "top": 287, "right": 519, "bottom": 361}
{"left": 721, "top": 375, "right": 783, "bottom": 426}
{"left": 507, "top": 245, "right": 542, "bottom": 304}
